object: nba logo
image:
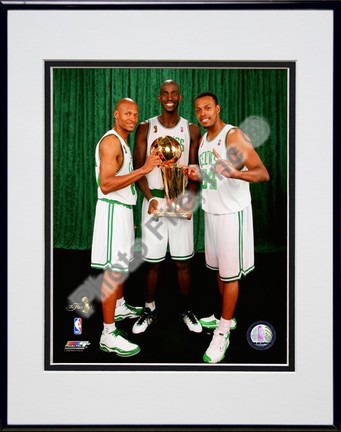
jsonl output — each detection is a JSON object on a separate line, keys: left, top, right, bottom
{"left": 74, "top": 317, "right": 82, "bottom": 335}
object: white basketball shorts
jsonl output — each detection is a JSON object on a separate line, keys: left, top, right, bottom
{"left": 141, "top": 197, "right": 194, "bottom": 262}
{"left": 91, "top": 199, "right": 134, "bottom": 273}
{"left": 204, "top": 204, "right": 255, "bottom": 281}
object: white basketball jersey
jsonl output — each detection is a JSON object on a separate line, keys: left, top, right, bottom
{"left": 198, "top": 124, "right": 251, "bottom": 214}
{"left": 145, "top": 116, "right": 191, "bottom": 190}
{"left": 95, "top": 129, "right": 137, "bottom": 205}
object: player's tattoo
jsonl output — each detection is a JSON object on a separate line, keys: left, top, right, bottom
{"left": 228, "top": 145, "right": 245, "bottom": 169}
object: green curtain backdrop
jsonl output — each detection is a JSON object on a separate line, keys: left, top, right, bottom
{"left": 52, "top": 67, "right": 288, "bottom": 253}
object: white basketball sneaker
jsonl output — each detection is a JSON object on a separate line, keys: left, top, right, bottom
{"left": 132, "top": 307, "right": 157, "bottom": 334}
{"left": 203, "top": 329, "right": 230, "bottom": 364}
{"left": 181, "top": 310, "right": 203, "bottom": 333}
{"left": 99, "top": 328, "right": 140, "bottom": 357}
{"left": 199, "top": 314, "right": 237, "bottom": 331}
{"left": 115, "top": 301, "right": 143, "bottom": 322}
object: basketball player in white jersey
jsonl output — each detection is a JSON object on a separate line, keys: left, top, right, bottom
{"left": 132, "top": 80, "right": 202, "bottom": 334}
{"left": 190, "top": 92, "right": 270, "bottom": 363}
{"left": 91, "top": 98, "right": 161, "bottom": 357}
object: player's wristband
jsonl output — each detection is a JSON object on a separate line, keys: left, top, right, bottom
{"left": 148, "top": 197, "right": 158, "bottom": 205}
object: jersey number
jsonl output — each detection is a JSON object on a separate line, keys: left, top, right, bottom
{"left": 201, "top": 168, "right": 217, "bottom": 190}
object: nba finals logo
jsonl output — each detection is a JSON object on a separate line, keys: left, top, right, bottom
{"left": 74, "top": 317, "right": 82, "bottom": 335}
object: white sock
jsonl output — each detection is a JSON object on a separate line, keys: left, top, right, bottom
{"left": 145, "top": 301, "right": 155, "bottom": 311}
{"left": 103, "top": 322, "right": 116, "bottom": 334}
{"left": 217, "top": 317, "right": 232, "bottom": 334}
{"left": 116, "top": 297, "right": 125, "bottom": 307}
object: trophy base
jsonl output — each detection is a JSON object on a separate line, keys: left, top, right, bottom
{"left": 153, "top": 209, "right": 191, "bottom": 219}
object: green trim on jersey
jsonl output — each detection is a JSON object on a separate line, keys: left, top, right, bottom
{"left": 142, "top": 251, "right": 194, "bottom": 263}
{"left": 170, "top": 252, "right": 194, "bottom": 261}
{"left": 106, "top": 202, "right": 114, "bottom": 264}
{"left": 238, "top": 210, "right": 243, "bottom": 272}
{"left": 99, "top": 198, "right": 132, "bottom": 209}
{"left": 206, "top": 210, "right": 255, "bottom": 281}
{"left": 90, "top": 262, "right": 130, "bottom": 273}
{"left": 219, "top": 265, "right": 255, "bottom": 282}
{"left": 142, "top": 256, "right": 166, "bottom": 263}
{"left": 206, "top": 263, "right": 255, "bottom": 281}
{"left": 91, "top": 200, "right": 131, "bottom": 273}
{"left": 150, "top": 189, "right": 165, "bottom": 198}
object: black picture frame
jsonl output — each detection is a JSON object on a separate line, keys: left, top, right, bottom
{"left": 1, "top": 1, "right": 340, "bottom": 431}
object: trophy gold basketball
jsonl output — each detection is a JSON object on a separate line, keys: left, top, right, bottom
{"left": 150, "top": 135, "right": 189, "bottom": 218}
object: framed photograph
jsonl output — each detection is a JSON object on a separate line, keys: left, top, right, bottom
{"left": 3, "top": 1, "right": 340, "bottom": 430}
{"left": 46, "top": 61, "right": 294, "bottom": 372}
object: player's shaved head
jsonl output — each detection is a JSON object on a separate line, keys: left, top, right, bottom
{"left": 114, "top": 97, "right": 137, "bottom": 111}
{"left": 159, "top": 80, "right": 180, "bottom": 94}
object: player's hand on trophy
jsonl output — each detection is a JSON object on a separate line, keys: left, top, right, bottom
{"left": 183, "top": 190, "right": 197, "bottom": 220}
{"left": 173, "top": 191, "right": 196, "bottom": 220}
{"left": 185, "top": 164, "right": 202, "bottom": 181}
{"left": 148, "top": 197, "right": 159, "bottom": 215}
{"left": 142, "top": 153, "right": 162, "bottom": 174}
{"left": 164, "top": 198, "right": 192, "bottom": 220}
{"left": 213, "top": 149, "right": 239, "bottom": 179}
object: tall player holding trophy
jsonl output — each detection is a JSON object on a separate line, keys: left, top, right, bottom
{"left": 132, "top": 80, "right": 202, "bottom": 334}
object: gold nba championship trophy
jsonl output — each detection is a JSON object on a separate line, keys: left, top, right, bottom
{"left": 150, "top": 135, "right": 190, "bottom": 219}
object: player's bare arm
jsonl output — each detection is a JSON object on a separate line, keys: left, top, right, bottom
{"left": 188, "top": 123, "right": 201, "bottom": 166}
{"left": 183, "top": 123, "right": 201, "bottom": 208}
{"left": 100, "top": 134, "right": 160, "bottom": 195}
{"left": 133, "top": 122, "right": 151, "bottom": 196}
{"left": 214, "top": 128, "right": 270, "bottom": 183}
{"left": 187, "top": 134, "right": 204, "bottom": 182}
{"left": 133, "top": 122, "right": 160, "bottom": 214}
{"left": 186, "top": 122, "right": 201, "bottom": 184}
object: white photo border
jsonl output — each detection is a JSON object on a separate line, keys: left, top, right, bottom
{"left": 4, "top": 3, "right": 338, "bottom": 430}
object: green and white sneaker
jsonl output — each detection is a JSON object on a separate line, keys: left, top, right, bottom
{"left": 99, "top": 328, "right": 140, "bottom": 357}
{"left": 199, "top": 314, "right": 237, "bottom": 331}
{"left": 115, "top": 301, "right": 143, "bottom": 322}
{"left": 181, "top": 310, "right": 203, "bottom": 333}
{"left": 203, "top": 329, "right": 230, "bottom": 364}
{"left": 132, "top": 307, "right": 157, "bottom": 334}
